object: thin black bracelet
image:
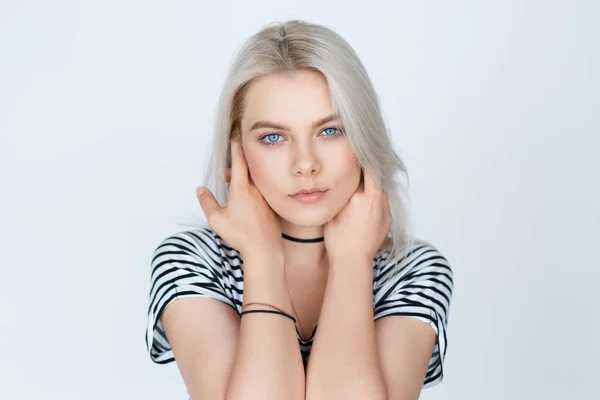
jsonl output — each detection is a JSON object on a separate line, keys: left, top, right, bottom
{"left": 240, "top": 309, "right": 296, "bottom": 324}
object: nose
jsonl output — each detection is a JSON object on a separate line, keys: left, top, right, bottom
{"left": 293, "top": 141, "right": 321, "bottom": 177}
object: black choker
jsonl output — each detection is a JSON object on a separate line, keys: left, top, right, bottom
{"left": 282, "top": 233, "right": 324, "bottom": 243}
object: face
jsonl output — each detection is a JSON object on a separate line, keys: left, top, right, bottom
{"left": 239, "top": 69, "right": 362, "bottom": 231}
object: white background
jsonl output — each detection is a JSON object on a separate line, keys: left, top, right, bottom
{"left": 1, "top": 1, "right": 598, "bottom": 399}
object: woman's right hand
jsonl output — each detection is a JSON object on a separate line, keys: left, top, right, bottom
{"left": 196, "top": 138, "right": 283, "bottom": 258}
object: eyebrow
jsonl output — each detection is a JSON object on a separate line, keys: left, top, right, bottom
{"left": 249, "top": 113, "right": 341, "bottom": 132}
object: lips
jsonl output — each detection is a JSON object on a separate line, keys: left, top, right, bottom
{"left": 290, "top": 188, "right": 326, "bottom": 196}
{"left": 290, "top": 189, "right": 328, "bottom": 204}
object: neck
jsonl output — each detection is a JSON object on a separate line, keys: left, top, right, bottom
{"left": 280, "top": 221, "right": 328, "bottom": 271}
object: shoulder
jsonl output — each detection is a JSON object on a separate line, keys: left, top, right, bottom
{"left": 373, "top": 240, "right": 454, "bottom": 389}
{"left": 145, "top": 226, "right": 242, "bottom": 363}
{"left": 150, "top": 226, "right": 244, "bottom": 280}
{"left": 374, "top": 240, "right": 454, "bottom": 290}
{"left": 152, "top": 226, "right": 240, "bottom": 263}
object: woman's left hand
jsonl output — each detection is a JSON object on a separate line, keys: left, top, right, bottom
{"left": 324, "top": 169, "right": 392, "bottom": 266}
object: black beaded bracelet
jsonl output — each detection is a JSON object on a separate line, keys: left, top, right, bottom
{"left": 240, "top": 309, "right": 297, "bottom": 324}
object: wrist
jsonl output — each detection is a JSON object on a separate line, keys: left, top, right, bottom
{"left": 241, "top": 248, "right": 284, "bottom": 266}
{"left": 328, "top": 252, "right": 373, "bottom": 268}
{"left": 327, "top": 256, "right": 375, "bottom": 287}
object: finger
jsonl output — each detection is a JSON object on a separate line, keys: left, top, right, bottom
{"left": 196, "top": 186, "right": 221, "bottom": 224}
{"left": 230, "top": 140, "right": 249, "bottom": 189}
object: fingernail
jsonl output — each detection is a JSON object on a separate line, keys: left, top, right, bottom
{"left": 196, "top": 187, "right": 205, "bottom": 196}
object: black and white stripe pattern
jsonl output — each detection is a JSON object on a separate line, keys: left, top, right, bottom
{"left": 146, "top": 227, "right": 453, "bottom": 388}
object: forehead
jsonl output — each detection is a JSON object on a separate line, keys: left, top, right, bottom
{"left": 242, "top": 70, "right": 334, "bottom": 126}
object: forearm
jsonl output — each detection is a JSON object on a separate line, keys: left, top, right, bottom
{"left": 305, "top": 258, "right": 387, "bottom": 400}
{"left": 225, "top": 251, "right": 305, "bottom": 400}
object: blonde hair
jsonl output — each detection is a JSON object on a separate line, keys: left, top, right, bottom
{"left": 178, "top": 20, "right": 432, "bottom": 285}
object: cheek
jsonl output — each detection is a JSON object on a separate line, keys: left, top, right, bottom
{"left": 338, "top": 151, "right": 362, "bottom": 187}
{"left": 346, "top": 166, "right": 362, "bottom": 194}
{"left": 244, "top": 151, "right": 279, "bottom": 191}
{"left": 325, "top": 151, "right": 362, "bottom": 206}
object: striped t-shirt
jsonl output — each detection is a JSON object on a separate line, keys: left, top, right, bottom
{"left": 145, "top": 227, "right": 454, "bottom": 388}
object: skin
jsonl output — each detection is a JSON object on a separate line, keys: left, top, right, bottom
{"left": 195, "top": 68, "right": 395, "bottom": 398}
{"left": 199, "top": 68, "right": 389, "bottom": 339}
{"left": 238, "top": 69, "right": 363, "bottom": 271}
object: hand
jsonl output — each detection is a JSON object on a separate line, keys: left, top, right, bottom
{"left": 196, "top": 138, "right": 283, "bottom": 258}
{"left": 323, "top": 170, "right": 391, "bottom": 265}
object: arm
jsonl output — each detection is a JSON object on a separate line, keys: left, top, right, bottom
{"left": 161, "top": 250, "right": 305, "bottom": 400}
{"left": 161, "top": 296, "right": 240, "bottom": 399}
{"left": 225, "top": 251, "right": 305, "bottom": 400}
{"left": 150, "top": 231, "right": 242, "bottom": 399}
{"left": 374, "top": 315, "right": 437, "bottom": 400}
{"left": 373, "top": 244, "right": 454, "bottom": 398}
{"left": 305, "top": 256, "right": 387, "bottom": 400}
{"left": 193, "top": 138, "right": 305, "bottom": 399}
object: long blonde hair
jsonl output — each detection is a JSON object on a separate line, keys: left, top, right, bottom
{"left": 178, "top": 20, "right": 432, "bottom": 285}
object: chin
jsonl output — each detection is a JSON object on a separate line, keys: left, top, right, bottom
{"left": 276, "top": 207, "right": 336, "bottom": 227}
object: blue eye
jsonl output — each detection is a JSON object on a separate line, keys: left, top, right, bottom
{"left": 263, "top": 133, "right": 283, "bottom": 144}
{"left": 259, "top": 126, "right": 343, "bottom": 146}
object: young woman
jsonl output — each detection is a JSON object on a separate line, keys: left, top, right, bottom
{"left": 146, "top": 20, "right": 454, "bottom": 400}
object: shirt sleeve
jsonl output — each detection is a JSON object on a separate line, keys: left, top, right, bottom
{"left": 373, "top": 244, "right": 454, "bottom": 388}
{"left": 145, "top": 229, "right": 237, "bottom": 364}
